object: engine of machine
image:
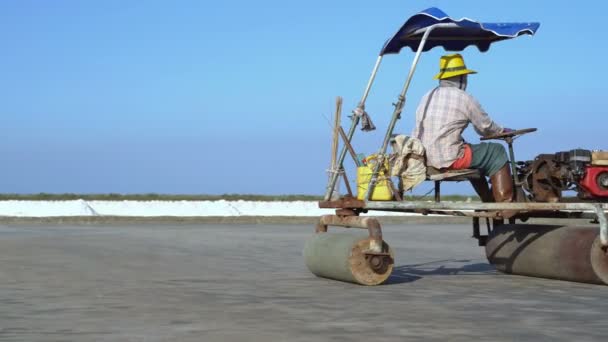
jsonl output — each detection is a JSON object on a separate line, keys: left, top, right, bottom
{"left": 519, "top": 149, "right": 608, "bottom": 202}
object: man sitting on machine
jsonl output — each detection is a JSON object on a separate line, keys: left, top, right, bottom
{"left": 412, "top": 53, "right": 513, "bottom": 204}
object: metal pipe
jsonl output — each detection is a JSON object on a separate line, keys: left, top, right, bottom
{"left": 323, "top": 56, "right": 384, "bottom": 201}
{"left": 364, "top": 201, "right": 608, "bottom": 211}
{"left": 506, "top": 138, "right": 518, "bottom": 201}
{"left": 507, "top": 140, "right": 517, "bottom": 178}
{"left": 316, "top": 214, "right": 383, "bottom": 252}
{"left": 364, "top": 23, "right": 453, "bottom": 201}
{"left": 366, "top": 207, "right": 605, "bottom": 219}
{"left": 408, "top": 23, "right": 459, "bottom": 36}
{"left": 400, "top": 24, "right": 454, "bottom": 100}
{"left": 359, "top": 56, "right": 383, "bottom": 106}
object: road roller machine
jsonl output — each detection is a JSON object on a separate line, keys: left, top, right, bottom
{"left": 305, "top": 8, "right": 608, "bottom": 286}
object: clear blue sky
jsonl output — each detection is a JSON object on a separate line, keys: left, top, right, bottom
{"left": 0, "top": 0, "right": 606, "bottom": 195}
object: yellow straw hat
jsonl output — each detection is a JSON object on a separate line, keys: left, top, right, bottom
{"left": 434, "top": 54, "right": 477, "bottom": 80}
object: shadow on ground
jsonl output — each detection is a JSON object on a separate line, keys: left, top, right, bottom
{"left": 387, "top": 259, "right": 496, "bottom": 284}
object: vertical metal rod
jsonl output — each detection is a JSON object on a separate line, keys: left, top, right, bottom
{"left": 359, "top": 56, "right": 384, "bottom": 106}
{"left": 472, "top": 217, "right": 480, "bottom": 238}
{"left": 434, "top": 181, "right": 441, "bottom": 202}
{"left": 507, "top": 140, "right": 517, "bottom": 182}
{"left": 592, "top": 203, "right": 608, "bottom": 246}
{"left": 364, "top": 24, "right": 447, "bottom": 201}
{"left": 506, "top": 139, "right": 518, "bottom": 203}
{"left": 324, "top": 56, "right": 384, "bottom": 201}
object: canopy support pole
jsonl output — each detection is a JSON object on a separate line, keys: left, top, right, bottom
{"left": 324, "top": 56, "right": 384, "bottom": 201}
{"left": 364, "top": 23, "right": 453, "bottom": 201}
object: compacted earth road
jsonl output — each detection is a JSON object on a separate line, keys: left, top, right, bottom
{"left": 0, "top": 222, "right": 607, "bottom": 341}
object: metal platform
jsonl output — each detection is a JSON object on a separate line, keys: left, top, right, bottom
{"left": 319, "top": 198, "right": 608, "bottom": 247}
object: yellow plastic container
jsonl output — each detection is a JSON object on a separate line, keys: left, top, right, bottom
{"left": 356, "top": 154, "right": 393, "bottom": 201}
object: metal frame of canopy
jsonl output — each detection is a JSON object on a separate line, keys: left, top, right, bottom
{"left": 324, "top": 23, "right": 457, "bottom": 203}
{"left": 320, "top": 12, "right": 608, "bottom": 248}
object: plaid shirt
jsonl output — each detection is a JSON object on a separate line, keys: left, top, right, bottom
{"left": 412, "top": 85, "right": 503, "bottom": 169}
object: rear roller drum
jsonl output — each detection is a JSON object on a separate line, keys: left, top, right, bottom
{"left": 485, "top": 224, "right": 608, "bottom": 285}
{"left": 303, "top": 232, "right": 394, "bottom": 286}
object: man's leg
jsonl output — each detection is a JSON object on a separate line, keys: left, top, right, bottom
{"left": 469, "top": 143, "right": 515, "bottom": 219}
{"left": 490, "top": 164, "right": 514, "bottom": 203}
{"left": 448, "top": 144, "right": 494, "bottom": 202}
{"left": 490, "top": 163, "right": 516, "bottom": 220}
{"left": 469, "top": 177, "right": 494, "bottom": 202}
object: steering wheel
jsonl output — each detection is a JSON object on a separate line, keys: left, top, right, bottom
{"left": 480, "top": 128, "right": 537, "bottom": 141}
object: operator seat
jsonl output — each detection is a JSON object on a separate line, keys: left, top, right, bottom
{"left": 425, "top": 167, "right": 481, "bottom": 202}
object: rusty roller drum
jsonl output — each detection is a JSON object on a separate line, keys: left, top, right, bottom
{"left": 485, "top": 224, "right": 608, "bottom": 285}
{"left": 304, "top": 232, "right": 394, "bottom": 285}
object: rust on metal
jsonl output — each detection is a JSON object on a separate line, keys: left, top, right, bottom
{"left": 316, "top": 215, "right": 383, "bottom": 246}
{"left": 526, "top": 157, "right": 563, "bottom": 202}
{"left": 364, "top": 251, "right": 394, "bottom": 274}
{"left": 318, "top": 197, "right": 365, "bottom": 209}
{"left": 335, "top": 208, "right": 359, "bottom": 217}
{"left": 349, "top": 238, "right": 394, "bottom": 285}
{"left": 364, "top": 200, "right": 608, "bottom": 211}
{"left": 325, "top": 197, "right": 608, "bottom": 247}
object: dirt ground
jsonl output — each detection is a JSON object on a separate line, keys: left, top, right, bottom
{"left": 0, "top": 222, "right": 606, "bottom": 341}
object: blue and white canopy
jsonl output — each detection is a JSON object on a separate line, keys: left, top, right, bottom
{"left": 380, "top": 7, "right": 540, "bottom": 55}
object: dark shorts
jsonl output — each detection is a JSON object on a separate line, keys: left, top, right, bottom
{"left": 469, "top": 142, "right": 509, "bottom": 177}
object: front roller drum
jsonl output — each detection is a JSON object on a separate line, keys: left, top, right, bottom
{"left": 304, "top": 215, "right": 394, "bottom": 286}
